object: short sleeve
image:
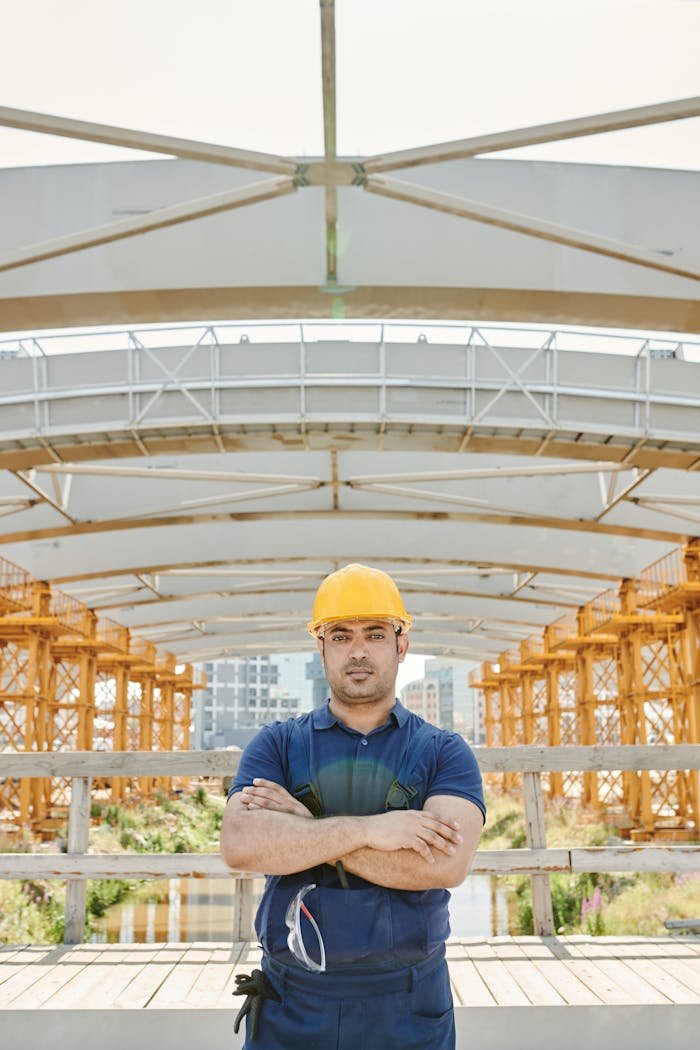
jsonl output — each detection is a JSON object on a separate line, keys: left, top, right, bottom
{"left": 426, "top": 733, "right": 486, "bottom": 824}
{"left": 227, "top": 723, "right": 286, "bottom": 801}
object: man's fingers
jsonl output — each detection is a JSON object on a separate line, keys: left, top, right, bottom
{"left": 419, "top": 829, "right": 456, "bottom": 855}
{"left": 243, "top": 786, "right": 282, "bottom": 803}
{"left": 420, "top": 814, "right": 463, "bottom": 843}
{"left": 240, "top": 786, "right": 312, "bottom": 818}
{"left": 409, "top": 839, "right": 434, "bottom": 863}
{"left": 423, "top": 810, "right": 461, "bottom": 829}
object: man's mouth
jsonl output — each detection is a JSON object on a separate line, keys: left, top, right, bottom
{"left": 346, "top": 667, "right": 373, "bottom": 679}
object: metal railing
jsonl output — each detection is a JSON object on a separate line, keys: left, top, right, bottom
{"left": 0, "top": 556, "right": 32, "bottom": 613}
{"left": 2, "top": 325, "right": 700, "bottom": 454}
{"left": 519, "top": 635, "right": 546, "bottom": 664}
{"left": 583, "top": 587, "right": 624, "bottom": 632}
{"left": 2, "top": 320, "right": 700, "bottom": 361}
{"left": 0, "top": 745, "right": 698, "bottom": 944}
{"left": 129, "top": 637, "right": 158, "bottom": 667}
{"left": 95, "top": 617, "right": 129, "bottom": 653}
{"left": 48, "top": 591, "right": 92, "bottom": 635}
{"left": 546, "top": 613, "right": 579, "bottom": 651}
{"left": 637, "top": 546, "right": 700, "bottom": 609}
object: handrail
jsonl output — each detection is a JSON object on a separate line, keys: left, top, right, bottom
{"left": 1, "top": 744, "right": 699, "bottom": 777}
{"left": 2, "top": 319, "right": 698, "bottom": 360}
{"left": 1, "top": 745, "right": 698, "bottom": 943}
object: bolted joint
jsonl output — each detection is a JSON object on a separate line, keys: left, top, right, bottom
{"left": 351, "top": 163, "right": 367, "bottom": 186}
{"left": 293, "top": 164, "right": 311, "bottom": 188}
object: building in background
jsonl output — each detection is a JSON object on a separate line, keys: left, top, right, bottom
{"left": 193, "top": 652, "right": 316, "bottom": 749}
{"left": 194, "top": 651, "right": 484, "bottom": 747}
{"left": 401, "top": 676, "right": 440, "bottom": 724}
{"left": 401, "top": 658, "right": 480, "bottom": 738}
{"left": 471, "top": 688, "right": 486, "bottom": 745}
{"left": 306, "top": 650, "right": 330, "bottom": 708}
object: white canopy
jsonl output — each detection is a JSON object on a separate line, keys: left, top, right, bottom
{"left": 0, "top": 2, "right": 698, "bottom": 661}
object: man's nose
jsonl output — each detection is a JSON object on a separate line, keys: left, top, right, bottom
{"left": 347, "top": 636, "right": 370, "bottom": 659}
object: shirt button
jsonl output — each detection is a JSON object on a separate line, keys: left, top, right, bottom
{"left": 361, "top": 739, "right": 368, "bottom": 746}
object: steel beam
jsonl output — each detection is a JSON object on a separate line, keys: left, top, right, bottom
{"left": 0, "top": 506, "right": 686, "bottom": 547}
{"left": 0, "top": 177, "right": 297, "bottom": 274}
{"left": 51, "top": 555, "right": 619, "bottom": 586}
{"left": 363, "top": 95, "right": 700, "bottom": 172}
{"left": 0, "top": 105, "right": 297, "bottom": 174}
{"left": 365, "top": 176, "right": 700, "bottom": 283}
{"left": 320, "top": 0, "right": 339, "bottom": 283}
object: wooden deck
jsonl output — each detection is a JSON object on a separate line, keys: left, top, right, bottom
{"left": 2, "top": 936, "right": 700, "bottom": 1049}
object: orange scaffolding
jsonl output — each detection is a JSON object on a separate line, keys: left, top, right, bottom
{"left": 470, "top": 540, "right": 700, "bottom": 840}
{"left": 0, "top": 555, "right": 206, "bottom": 833}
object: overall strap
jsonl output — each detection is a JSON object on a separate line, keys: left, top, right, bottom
{"left": 286, "top": 717, "right": 323, "bottom": 818}
{"left": 286, "top": 717, "right": 348, "bottom": 885}
{"left": 385, "top": 721, "right": 440, "bottom": 810}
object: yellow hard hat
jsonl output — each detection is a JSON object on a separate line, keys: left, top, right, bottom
{"left": 307, "top": 563, "right": 412, "bottom": 637}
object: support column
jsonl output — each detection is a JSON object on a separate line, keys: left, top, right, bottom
{"left": 576, "top": 639, "right": 599, "bottom": 809}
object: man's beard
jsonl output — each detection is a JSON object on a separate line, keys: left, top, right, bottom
{"left": 329, "top": 660, "right": 397, "bottom": 704}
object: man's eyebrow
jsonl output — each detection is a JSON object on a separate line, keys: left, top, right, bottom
{"left": 328, "top": 623, "right": 388, "bottom": 634}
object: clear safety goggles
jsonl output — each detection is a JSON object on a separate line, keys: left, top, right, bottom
{"left": 285, "top": 884, "right": 326, "bottom": 973}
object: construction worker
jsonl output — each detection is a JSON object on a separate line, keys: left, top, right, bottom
{"left": 220, "top": 563, "right": 485, "bottom": 1049}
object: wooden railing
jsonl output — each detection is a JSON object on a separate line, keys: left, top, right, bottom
{"left": 1, "top": 745, "right": 699, "bottom": 943}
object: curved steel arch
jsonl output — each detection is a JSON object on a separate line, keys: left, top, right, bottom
{"left": 1, "top": 327, "right": 700, "bottom": 474}
{"left": 0, "top": 0, "right": 698, "bottom": 333}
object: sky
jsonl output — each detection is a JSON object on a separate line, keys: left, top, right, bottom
{"left": 0, "top": 0, "right": 698, "bottom": 170}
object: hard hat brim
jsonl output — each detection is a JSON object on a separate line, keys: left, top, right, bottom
{"left": 307, "top": 614, "right": 412, "bottom": 637}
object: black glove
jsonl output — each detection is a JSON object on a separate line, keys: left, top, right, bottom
{"left": 233, "top": 968, "right": 281, "bottom": 1042}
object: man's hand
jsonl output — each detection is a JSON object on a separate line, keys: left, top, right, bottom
{"left": 364, "top": 810, "right": 462, "bottom": 863}
{"left": 341, "top": 796, "right": 483, "bottom": 890}
{"left": 240, "top": 779, "right": 313, "bottom": 819}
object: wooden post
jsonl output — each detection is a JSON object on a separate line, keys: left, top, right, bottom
{"left": 64, "top": 776, "right": 91, "bottom": 944}
{"left": 522, "top": 771, "right": 554, "bottom": 936}
{"left": 232, "top": 875, "right": 255, "bottom": 941}
{"left": 683, "top": 608, "right": 700, "bottom": 832}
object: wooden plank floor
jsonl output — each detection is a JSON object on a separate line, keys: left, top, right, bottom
{"left": 1, "top": 936, "right": 699, "bottom": 1010}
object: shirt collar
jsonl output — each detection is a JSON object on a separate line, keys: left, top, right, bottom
{"left": 312, "top": 699, "right": 409, "bottom": 730}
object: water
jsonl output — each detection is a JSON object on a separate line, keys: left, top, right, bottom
{"left": 91, "top": 874, "right": 514, "bottom": 943}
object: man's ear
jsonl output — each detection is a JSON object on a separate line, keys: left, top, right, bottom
{"left": 397, "top": 633, "right": 409, "bottom": 663}
{"left": 316, "top": 635, "right": 325, "bottom": 664}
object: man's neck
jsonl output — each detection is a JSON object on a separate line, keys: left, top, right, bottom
{"left": 328, "top": 695, "right": 396, "bottom": 734}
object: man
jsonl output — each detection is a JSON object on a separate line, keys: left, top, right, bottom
{"left": 220, "top": 563, "right": 485, "bottom": 1049}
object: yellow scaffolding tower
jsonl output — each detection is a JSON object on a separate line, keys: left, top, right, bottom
{"left": 470, "top": 540, "right": 700, "bottom": 839}
{"left": 0, "top": 556, "right": 206, "bottom": 833}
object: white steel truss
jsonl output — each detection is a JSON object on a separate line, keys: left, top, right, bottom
{"left": 0, "top": 2, "right": 698, "bottom": 293}
{"left": 1, "top": 326, "right": 700, "bottom": 475}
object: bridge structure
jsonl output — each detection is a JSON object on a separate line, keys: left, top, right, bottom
{"left": 1, "top": 6, "right": 700, "bottom": 1040}
{"left": 1, "top": 746, "right": 699, "bottom": 1050}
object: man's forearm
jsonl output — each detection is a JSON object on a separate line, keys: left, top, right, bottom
{"left": 340, "top": 846, "right": 461, "bottom": 890}
{"left": 221, "top": 806, "right": 369, "bottom": 875}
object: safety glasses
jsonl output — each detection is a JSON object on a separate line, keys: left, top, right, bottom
{"left": 285, "top": 884, "right": 326, "bottom": 973}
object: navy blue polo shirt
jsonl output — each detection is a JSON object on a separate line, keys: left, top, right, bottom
{"left": 229, "top": 700, "right": 485, "bottom": 823}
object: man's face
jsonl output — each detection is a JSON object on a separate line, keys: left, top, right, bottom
{"left": 317, "top": 619, "right": 409, "bottom": 707}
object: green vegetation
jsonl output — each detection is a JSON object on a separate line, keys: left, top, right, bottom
{"left": 2, "top": 785, "right": 697, "bottom": 943}
{"left": 0, "top": 879, "right": 65, "bottom": 944}
{"left": 480, "top": 787, "right": 700, "bottom": 936}
{"left": 0, "top": 785, "right": 226, "bottom": 944}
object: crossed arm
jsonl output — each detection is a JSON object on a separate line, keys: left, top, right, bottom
{"left": 220, "top": 779, "right": 483, "bottom": 891}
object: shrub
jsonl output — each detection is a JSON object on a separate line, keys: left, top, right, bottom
{"left": 87, "top": 879, "right": 134, "bottom": 919}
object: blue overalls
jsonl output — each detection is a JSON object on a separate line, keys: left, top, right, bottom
{"left": 231, "top": 705, "right": 481, "bottom": 1049}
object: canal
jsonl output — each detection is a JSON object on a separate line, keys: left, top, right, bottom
{"left": 91, "top": 874, "right": 515, "bottom": 943}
